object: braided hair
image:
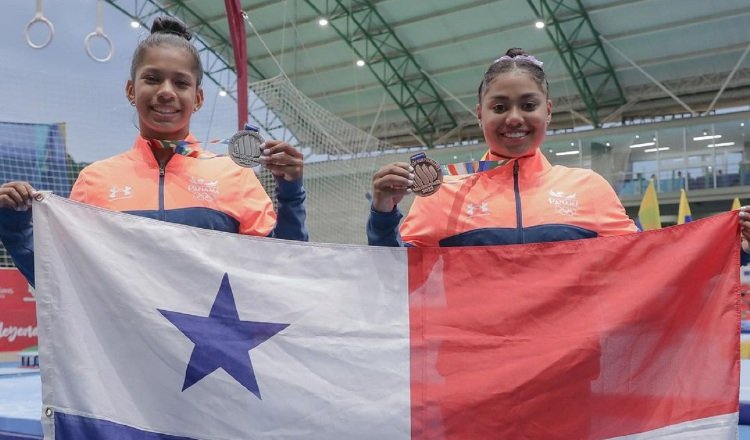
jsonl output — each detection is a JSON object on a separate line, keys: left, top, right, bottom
{"left": 477, "top": 48, "right": 548, "bottom": 102}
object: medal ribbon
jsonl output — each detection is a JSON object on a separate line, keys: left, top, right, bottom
{"left": 146, "top": 138, "right": 228, "bottom": 159}
{"left": 440, "top": 159, "right": 510, "bottom": 176}
{"left": 145, "top": 124, "right": 261, "bottom": 160}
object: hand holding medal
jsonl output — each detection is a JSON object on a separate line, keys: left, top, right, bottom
{"left": 230, "top": 124, "right": 303, "bottom": 181}
{"left": 370, "top": 152, "right": 444, "bottom": 213}
{"left": 370, "top": 153, "right": 509, "bottom": 212}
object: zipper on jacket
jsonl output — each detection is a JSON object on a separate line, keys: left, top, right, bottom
{"left": 158, "top": 165, "right": 166, "bottom": 221}
{"left": 513, "top": 160, "right": 524, "bottom": 243}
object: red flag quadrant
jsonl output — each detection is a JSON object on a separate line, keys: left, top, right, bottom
{"left": 408, "top": 214, "right": 740, "bottom": 439}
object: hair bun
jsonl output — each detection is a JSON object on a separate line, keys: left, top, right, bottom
{"left": 505, "top": 47, "right": 528, "bottom": 58}
{"left": 151, "top": 16, "right": 193, "bottom": 41}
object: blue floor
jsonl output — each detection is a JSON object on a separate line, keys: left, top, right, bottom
{"left": 0, "top": 365, "right": 42, "bottom": 439}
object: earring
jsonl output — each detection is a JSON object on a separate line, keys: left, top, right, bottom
{"left": 130, "top": 100, "right": 135, "bottom": 107}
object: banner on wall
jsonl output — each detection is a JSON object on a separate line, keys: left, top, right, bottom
{"left": 0, "top": 267, "right": 37, "bottom": 352}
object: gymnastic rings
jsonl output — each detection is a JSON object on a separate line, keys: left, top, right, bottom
{"left": 84, "top": 0, "right": 113, "bottom": 63}
{"left": 25, "top": 0, "right": 55, "bottom": 49}
{"left": 84, "top": 31, "right": 113, "bottom": 63}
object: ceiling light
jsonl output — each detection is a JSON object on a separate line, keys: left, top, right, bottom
{"left": 605, "top": 142, "right": 611, "bottom": 147}
{"left": 556, "top": 150, "right": 579, "bottom": 156}
{"left": 741, "top": 122, "right": 746, "bottom": 127}
{"left": 130, "top": 20, "right": 140, "bottom": 28}
{"left": 534, "top": 20, "right": 545, "bottom": 29}
{"left": 218, "top": 89, "right": 227, "bottom": 97}
{"left": 693, "top": 134, "right": 722, "bottom": 141}
{"left": 629, "top": 142, "right": 655, "bottom": 149}
{"left": 570, "top": 142, "right": 575, "bottom": 146}
{"left": 356, "top": 59, "right": 365, "bottom": 67}
{"left": 644, "top": 147, "right": 670, "bottom": 153}
{"left": 318, "top": 18, "right": 329, "bottom": 26}
{"left": 707, "top": 142, "right": 735, "bottom": 148}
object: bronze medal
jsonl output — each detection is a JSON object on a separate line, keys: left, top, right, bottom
{"left": 228, "top": 129, "right": 264, "bottom": 168}
{"left": 410, "top": 152, "right": 443, "bottom": 197}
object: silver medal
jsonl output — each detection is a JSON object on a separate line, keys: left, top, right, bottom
{"left": 228, "top": 130, "right": 264, "bottom": 168}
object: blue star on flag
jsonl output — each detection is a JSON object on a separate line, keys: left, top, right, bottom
{"left": 159, "top": 273, "right": 289, "bottom": 399}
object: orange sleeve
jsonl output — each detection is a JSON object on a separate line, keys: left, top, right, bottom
{"left": 69, "top": 168, "right": 90, "bottom": 203}
{"left": 590, "top": 173, "right": 638, "bottom": 236}
{"left": 400, "top": 196, "right": 442, "bottom": 247}
{"left": 237, "top": 169, "right": 277, "bottom": 236}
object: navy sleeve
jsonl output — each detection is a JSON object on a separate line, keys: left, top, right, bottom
{"left": 742, "top": 248, "right": 750, "bottom": 266}
{"left": 272, "top": 176, "right": 308, "bottom": 241}
{"left": 0, "top": 208, "right": 35, "bottom": 286}
{"left": 367, "top": 205, "right": 405, "bottom": 247}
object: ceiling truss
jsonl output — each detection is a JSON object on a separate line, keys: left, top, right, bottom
{"left": 527, "top": 0, "right": 626, "bottom": 127}
{"left": 302, "top": 0, "right": 458, "bottom": 147}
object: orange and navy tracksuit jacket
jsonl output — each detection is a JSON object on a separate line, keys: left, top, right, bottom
{"left": 0, "top": 135, "right": 307, "bottom": 285}
{"left": 367, "top": 149, "right": 637, "bottom": 247}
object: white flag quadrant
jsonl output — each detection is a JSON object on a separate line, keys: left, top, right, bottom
{"left": 33, "top": 195, "right": 411, "bottom": 440}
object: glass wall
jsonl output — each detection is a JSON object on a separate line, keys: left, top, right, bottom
{"left": 543, "top": 111, "right": 749, "bottom": 197}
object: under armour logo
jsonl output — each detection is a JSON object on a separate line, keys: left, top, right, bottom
{"left": 466, "top": 201, "right": 490, "bottom": 217}
{"left": 109, "top": 186, "right": 133, "bottom": 200}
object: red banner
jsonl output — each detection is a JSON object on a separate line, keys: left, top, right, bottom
{"left": 0, "top": 267, "right": 37, "bottom": 352}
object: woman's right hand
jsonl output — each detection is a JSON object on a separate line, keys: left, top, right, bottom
{"left": 371, "top": 162, "right": 414, "bottom": 213}
{"left": 0, "top": 182, "right": 38, "bottom": 211}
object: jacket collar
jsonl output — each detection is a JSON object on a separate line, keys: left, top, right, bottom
{"left": 483, "top": 148, "right": 552, "bottom": 177}
{"left": 128, "top": 133, "right": 200, "bottom": 168}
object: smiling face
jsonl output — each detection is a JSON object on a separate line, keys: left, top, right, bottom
{"left": 476, "top": 70, "right": 552, "bottom": 159}
{"left": 126, "top": 45, "right": 204, "bottom": 140}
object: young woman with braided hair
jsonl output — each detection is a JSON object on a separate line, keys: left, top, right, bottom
{"left": 368, "top": 47, "right": 636, "bottom": 247}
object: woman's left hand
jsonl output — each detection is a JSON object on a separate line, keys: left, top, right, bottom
{"left": 739, "top": 206, "right": 750, "bottom": 252}
{"left": 258, "top": 140, "right": 304, "bottom": 182}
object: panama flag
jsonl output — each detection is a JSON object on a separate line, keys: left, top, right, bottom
{"left": 678, "top": 188, "right": 693, "bottom": 225}
{"left": 33, "top": 195, "right": 739, "bottom": 439}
